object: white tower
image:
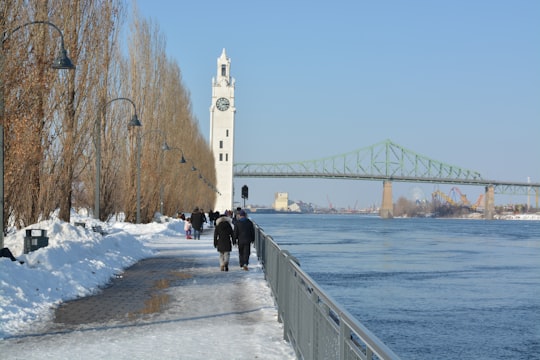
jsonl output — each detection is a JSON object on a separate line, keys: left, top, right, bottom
{"left": 210, "top": 49, "right": 236, "bottom": 213}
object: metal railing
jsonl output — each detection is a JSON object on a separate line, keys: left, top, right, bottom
{"left": 253, "top": 221, "right": 401, "bottom": 360}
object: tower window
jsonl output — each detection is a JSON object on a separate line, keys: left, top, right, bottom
{"left": 219, "top": 140, "right": 223, "bottom": 149}
{"left": 226, "top": 129, "right": 229, "bottom": 137}
{"left": 221, "top": 65, "right": 226, "bottom": 76}
{"left": 226, "top": 153, "right": 229, "bottom": 161}
{"left": 219, "top": 153, "right": 223, "bottom": 161}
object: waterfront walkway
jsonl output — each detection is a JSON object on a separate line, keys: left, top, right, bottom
{"left": 0, "top": 227, "right": 296, "bottom": 359}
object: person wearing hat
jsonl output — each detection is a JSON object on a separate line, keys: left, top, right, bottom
{"left": 233, "top": 209, "right": 255, "bottom": 270}
{"left": 213, "top": 213, "right": 234, "bottom": 271}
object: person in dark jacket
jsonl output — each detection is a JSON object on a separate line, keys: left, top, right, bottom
{"left": 190, "top": 207, "right": 204, "bottom": 240}
{"left": 1, "top": 247, "right": 24, "bottom": 264}
{"left": 233, "top": 210, "right": 255, "bottom": 270}
{"left": 213, "top": 214, "right": 234, "bottom": 271}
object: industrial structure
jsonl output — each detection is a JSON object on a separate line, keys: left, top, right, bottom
{"left": 233, "top": 139, "right": 539, "bottom": 219}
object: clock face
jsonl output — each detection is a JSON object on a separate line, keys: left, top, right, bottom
{"left": 216, "top": 97, "right": 230, "bottom": 111}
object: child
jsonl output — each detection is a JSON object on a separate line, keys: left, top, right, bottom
{"left": 184, "top": 217, "right": 193, "bottom": 239}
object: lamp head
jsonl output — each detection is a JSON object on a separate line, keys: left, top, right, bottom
{"left": 129, "top": 114, "right": 142, "bottom": 127}
{"left": 52, "top": 48, "right": 76, "bottom": 70}
{"left": 161, "top": 141, "right": 171, "bottom": 151}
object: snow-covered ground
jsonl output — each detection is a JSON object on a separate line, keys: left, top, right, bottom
{"left": 0, "top": 212, "right": 296, "bottom": 359}
{"left": 496, "top": 213, "right": 540, "bottom": 220}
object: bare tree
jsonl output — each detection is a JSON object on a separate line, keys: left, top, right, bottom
{"left": 1, "top": 1, "right": 73, "bottom": 229}
{"left": 72, "top": 0, "right": 126, "bottom": 221}
{"left": 1, "top": 0, "right": 215, "bottom": 228}
{"left": 123, "top": 8, "right": 216, "bottom": 222}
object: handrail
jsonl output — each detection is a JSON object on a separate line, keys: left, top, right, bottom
{"left": 252, "top": 221, "right": 401, "bottom": 360}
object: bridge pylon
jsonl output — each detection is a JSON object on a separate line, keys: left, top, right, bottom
{"left": 484, "top": 185, "right": 495, "bottom": 220}
{"left": 380, "top": 181, "right": 393, "bottom": 219}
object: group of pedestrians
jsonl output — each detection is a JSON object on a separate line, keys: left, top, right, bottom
{"left": 213, "top": 208, "right": 255, "bottom": 272}
{"left": 181, "top": 207, "right": 255, "bottom": 272}
{"left": 183, "top": 207, "right": 207, "bottom": 240}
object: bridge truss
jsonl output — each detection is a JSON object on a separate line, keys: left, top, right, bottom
{"left": 233, "top": 139, "right": 539, "bottom": 196}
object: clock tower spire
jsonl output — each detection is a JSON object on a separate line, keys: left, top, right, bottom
{"left": 210, "top": 49, "right": 236, "bottom": 213}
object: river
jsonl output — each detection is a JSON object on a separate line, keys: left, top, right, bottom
{"left": 248, "top": 213, "right": 540, "bottom": 360}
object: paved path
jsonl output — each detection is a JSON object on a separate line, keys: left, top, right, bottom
{"left": 53, "top": 256, "right": 202, "bottom": 327}
{"left": 48, "top": 242, "right": 264, "bottom": 332}
{"left": 0, "top": 233, "right": 296, "bottom": 359}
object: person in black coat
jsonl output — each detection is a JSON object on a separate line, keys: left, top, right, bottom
{"left": 233, "top": 210, "right": 255, "bottom": 270}
{"left": 1, "top": 247, "right": 24, "bottom": 264}
{"left": 190, "top": 207, "right": 204, "bottom": 240}
{"left": 213, "top": 214, "right": 234, "bottom": 271}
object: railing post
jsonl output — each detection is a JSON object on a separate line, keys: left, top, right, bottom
{"left": 310, "top": 290, "right": 319, "bottom": 360}
{"left": 279, "top": 249, "right": 289, "bottom": 341}
{"left": 340, "top": 317, "right": 349, "bottom": 360}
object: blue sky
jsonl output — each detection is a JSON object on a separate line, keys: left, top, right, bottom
{"left": 134, "top": 0, "right": 539, "bottom": 209}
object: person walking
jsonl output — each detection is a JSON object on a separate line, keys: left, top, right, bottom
{"left": 213, "top": 214, "right": 234, "bottom": 271}
{"left": 207, "top": 209, "right": 215, "bottom": 228}
{"left": 201, "top": 209, "right": 208, "bottom": 226}
{"left": 232, "top": 207, "right": 242, "bottom": 226}
{"left": 184, "top": 217, "right": 193, "bottom": 239}
{"left": 190, "top": 207, "right": 204, "bottom": 240}
{"left": 233, "top": 210, "right": 255, "bottom": 270}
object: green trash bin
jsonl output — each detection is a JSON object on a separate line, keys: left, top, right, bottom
{"left": 24, "top": 229, "right": 49, "bottom": 254}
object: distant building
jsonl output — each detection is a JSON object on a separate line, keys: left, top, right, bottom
{"left": 274, "top": 192, "right": 289, "bottom": 211}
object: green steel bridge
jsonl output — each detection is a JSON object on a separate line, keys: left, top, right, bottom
{"left": 233, "top": 139, "right": 539, "bottom": 218}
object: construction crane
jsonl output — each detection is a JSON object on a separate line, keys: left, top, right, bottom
{"left": 471, "top": 194, "right": 484, "bottom": 210}
{"left": 450, "top": 187, "right": 471, "bottom": 206}
{"left": 432, "top": 190, "right": 458, "bottom": 206}
{"left": 346, "top": 200, "right": 359, "bottom": 213}
{"left": 433, "top": 188, "right": 484, "bottom": 211}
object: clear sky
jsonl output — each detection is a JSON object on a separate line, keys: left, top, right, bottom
{"left": 134, "top": 0, "right": 540, "bottom": 209}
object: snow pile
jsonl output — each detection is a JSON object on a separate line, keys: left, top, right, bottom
{"left": 1, "top": 216, "right": 152, "bottom": 337}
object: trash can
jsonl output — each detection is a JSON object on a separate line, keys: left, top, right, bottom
{"left": 24, "top": 229, "right": 49, "bottom": 254}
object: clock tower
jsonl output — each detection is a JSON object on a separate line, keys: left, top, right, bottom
{"left": 210, "top": 49, "right": 236, "bottom": 213}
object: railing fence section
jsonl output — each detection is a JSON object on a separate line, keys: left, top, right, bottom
{"left": 253, "top": 221, "right": 401, "bottom": 360}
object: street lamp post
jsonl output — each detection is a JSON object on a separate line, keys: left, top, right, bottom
{"left": 0, "top": 21, "right": 75, "bottom": 248}
{"left": 95, "top": 98, "right": 141, "bottom": 220}
{"left": 161, "top": 147, "right": 186, "bottom": 215}
{"left": 157, "top": 141, "right": 172, "bottom": 215}
{"left": 136, "top": 130, "right": 171, "bottom": 224}
{"left": 136, "top": 131, "right": 141, "bottom": 223}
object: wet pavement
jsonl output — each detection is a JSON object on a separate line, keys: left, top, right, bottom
{"left": 53, "top": 256, "right": 197, "bottom": 327}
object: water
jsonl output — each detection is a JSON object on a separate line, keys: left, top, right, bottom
{"left": 249, "top": 213, "right": 540, "bottom": 360}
